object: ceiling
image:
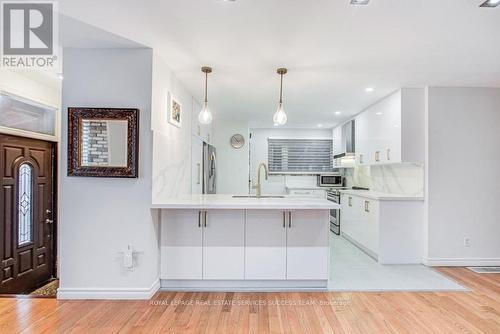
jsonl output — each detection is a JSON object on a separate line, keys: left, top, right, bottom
{"left": 59, "top": 0, "right": 500, "bottom": 129}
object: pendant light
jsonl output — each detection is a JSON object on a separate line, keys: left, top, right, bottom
{"left": 198, "top": 66, "right": 213, "bottom": 124}
{"left": 273, "top": 68, "right": 288, "bottom": 126}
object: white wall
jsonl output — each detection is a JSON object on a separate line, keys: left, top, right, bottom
{"left": 213, "top": 119, "right": 250, "bottom": 194}
{"left": 250, "top": 128, "right": 332, "bottom": 194}
{"left": 151, "top": 52, "right": 194, "bottom": 201}
{"left": 425, "top": 87, "right": 500, "bottom": 265}
{"left": 58, "top": 48, "right": 160, "bottom": 299}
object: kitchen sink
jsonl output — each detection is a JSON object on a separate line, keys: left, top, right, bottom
{"left": 232, "top": 195, "right": 285, "bottom": 199}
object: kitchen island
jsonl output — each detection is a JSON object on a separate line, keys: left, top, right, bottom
{"left": 152, "top": 195, "right": 340, "bottom": 290}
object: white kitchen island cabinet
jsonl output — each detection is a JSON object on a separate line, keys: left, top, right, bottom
{"left": 155, "top": 195, "right": 338, "bottom": 290}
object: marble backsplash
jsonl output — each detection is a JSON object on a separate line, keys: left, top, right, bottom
{"left": 344, "top": 163, "right": 424, "bottom": 197}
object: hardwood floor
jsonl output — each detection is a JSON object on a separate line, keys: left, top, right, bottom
{"left": 0, "top": 268, "right": 499, "bottom": 333}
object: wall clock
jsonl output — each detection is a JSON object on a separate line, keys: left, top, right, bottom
{"left": 230, "top": 134, "right": 245, "bottom": 149}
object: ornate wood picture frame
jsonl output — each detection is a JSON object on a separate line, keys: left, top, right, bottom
{"left": 68, "top": 108, "right": 139, "bottom": 178}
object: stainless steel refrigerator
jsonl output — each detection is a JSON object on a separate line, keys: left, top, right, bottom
{"left": 203, "top": 143, "right": 217, "bottom": 194}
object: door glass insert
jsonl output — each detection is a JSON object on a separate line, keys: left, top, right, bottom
{"left": 18, "top": 163, "right": 33, "bottom": 246}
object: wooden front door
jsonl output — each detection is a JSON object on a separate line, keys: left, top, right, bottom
{"left": 0, "top": 134, "right": 56, "bottom": 294}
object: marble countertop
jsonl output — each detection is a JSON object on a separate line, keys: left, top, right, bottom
{"left": 152, "top": 194, "right": 340, "bottom": 210}
{"left": 338, "top": 189, "right": 424, "bottom": 201}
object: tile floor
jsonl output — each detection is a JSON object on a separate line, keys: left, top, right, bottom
{"left": 328, "top": 233, "right": 467, "bottom": 291}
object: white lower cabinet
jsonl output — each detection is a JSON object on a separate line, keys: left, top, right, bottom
{"left": 341, "top": 194, "right": 379, "bottom": 258}
{"left": 161, "top": 210, "right": 203, "bottom": 279}
{"left": 161, "top": 209, "right": 330, "bottom": 282}
{"left": 245, "top": 210, "right": 287, "bottom": 279}
{"left": 340, "top": 193, "right": 423, "bottom": 264}
{"left": 203, "top": 210, "right": 245, "bottom": 279}
{"left": 245, "top": 210, "right": 329, "bottom": 280}
{"left": 286, "top": 210, "right": 330, "bottom": 280}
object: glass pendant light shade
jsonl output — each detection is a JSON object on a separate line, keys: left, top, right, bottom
{"left": 198, "top": 66, "right": 213, "bottom": 125}
{"left": 273, "top": 68, "right": 288, "bottom": 126}
{"left": 198, "top": 102, "right": 213, "bottom": 124}
{"left": 273, "top": 103, "right": 287, "bottom": 125}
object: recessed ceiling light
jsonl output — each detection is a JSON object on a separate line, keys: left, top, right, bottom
{"left": 335, "top": 111, "right": 342, "bottom": 115}
{"left": 365, "top": 87, "right": 374, "bottom": 92}
{"left": 350, "top": 0, "right": 370, "bottom": 5}
{"left": 480, "top": 0, "right": 500, "bottom": 7}
{"left": 317, "top": 124, "right": 323, "bottom": 128}
{"left": 375, "top": 112, "right": 383, "bottom": 115}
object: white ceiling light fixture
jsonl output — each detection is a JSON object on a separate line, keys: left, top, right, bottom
{"left": 335, "top": 111, "right": 342, "bottom": 115}
{"left": 273, "top": 68, "right": 288, "bottom": 126}
{"left": 317, "top": 124, "right": 323, "bottom": 128}
{"left": 365, "top": 87, "right": 374, "bottom": 92}
{"left": 198, "top": 66, "right": 213, "bottom": 124}
{"left": 480, "top": 0, "right": 500, "bottom": 7}
{"left": 350, "top": 0, "right": 370, "bottom": 5}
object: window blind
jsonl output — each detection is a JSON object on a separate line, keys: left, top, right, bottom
{"left": 268, "top": 138, "right": 333, "bottom": 174}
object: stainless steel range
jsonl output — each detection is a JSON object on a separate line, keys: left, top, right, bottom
{"left": 326, "top": 188, "right": 341, "bottom": 235}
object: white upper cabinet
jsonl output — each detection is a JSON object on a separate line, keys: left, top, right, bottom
{"left": 355, "top": 88, "right": 424, "bottom": 165}
{"left": 332, "top": 125, "right": 342, "bottom": 155}
{"left": 191, "top": 98, "right": 213, "bottom": 144}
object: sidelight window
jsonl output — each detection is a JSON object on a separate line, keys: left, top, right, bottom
{"left": 18, "top": 163, "right": 33, "bottom": 246}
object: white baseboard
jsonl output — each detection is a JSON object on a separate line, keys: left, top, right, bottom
{"left": 424, "top": 258, "right": 500, "bottom": 266}
{"left": 57, "top": 279, "right": 160, "bottom": 300}
{"left": 160, "top": 279, "right": 328, "bottom": 292}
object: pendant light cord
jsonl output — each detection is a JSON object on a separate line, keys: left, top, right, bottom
{"left": 279, "top": 73, "right": 283, "bottom": 104}
{"left": 204, "top": 72, "right": 208, "bottom": 104}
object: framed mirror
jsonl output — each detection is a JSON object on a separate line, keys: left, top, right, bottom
{"left": 68, "top": 108, "right": 139, "bottom": 178}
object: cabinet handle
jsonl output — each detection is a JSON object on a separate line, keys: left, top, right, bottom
{"left": 283, "top": 211, "right": 286, "bottom": 228}
{"left": 348, "top": 196, "right": 352, "bottom": 207}
{"left": 375, "top": 151, "right": 380, "bottom": 162}
{"left": 198, "top": 211, "right": 202, "bottom": 228}
{"left": 288, "top": 211, "right": 292, "bottom": 228}
{"left": 204, "top": 211, "right": 207, "bottom": 227}
{"left": 387, "top": 148, "right": 391, "bottom": 161}
{"left": 364, "top": 201, "right": 370, "bottom": 213}
{"left": 359, "top": 154, "right": 364, "bottom": 164}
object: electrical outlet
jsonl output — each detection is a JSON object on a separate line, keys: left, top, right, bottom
{"left": 464, "top": 237, "right": 471, "bottom": 247}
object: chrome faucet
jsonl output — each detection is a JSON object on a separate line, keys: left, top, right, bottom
{"left": 252, "top": 162, "right": 268, "bottom": 198}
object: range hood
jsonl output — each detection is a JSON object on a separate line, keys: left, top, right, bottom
{"left": 333, "top": 119, "right": 356, "bottom": 167}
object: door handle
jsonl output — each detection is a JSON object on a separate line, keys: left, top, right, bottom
{"left": 387, "top": 148, "right": 391, "bottom": 161}
{"left": 348, "top": 196, "right": 352, "bottom": 207}
{"left": 197, "top": 163, "right": 201, "bottom": 185}
{"left": 375, "top": 151, "right": 380, "bottom": 162}
{"left": 198, "top": 211, "right": 202, "bottom": 228}
{"left": 283, "top": 211, "right": 286, "bottom": 228}
{"left": 364, "top": 201, "right": 370, "bottom": 213}
{"left": 359, "top": 154, "right": 364, "bottom": 164}
{"left": 288, "top": 211, "right": 292, "bottom": 228}
{"left": 204, "top": 211, "right": 207, "bottom": 227}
